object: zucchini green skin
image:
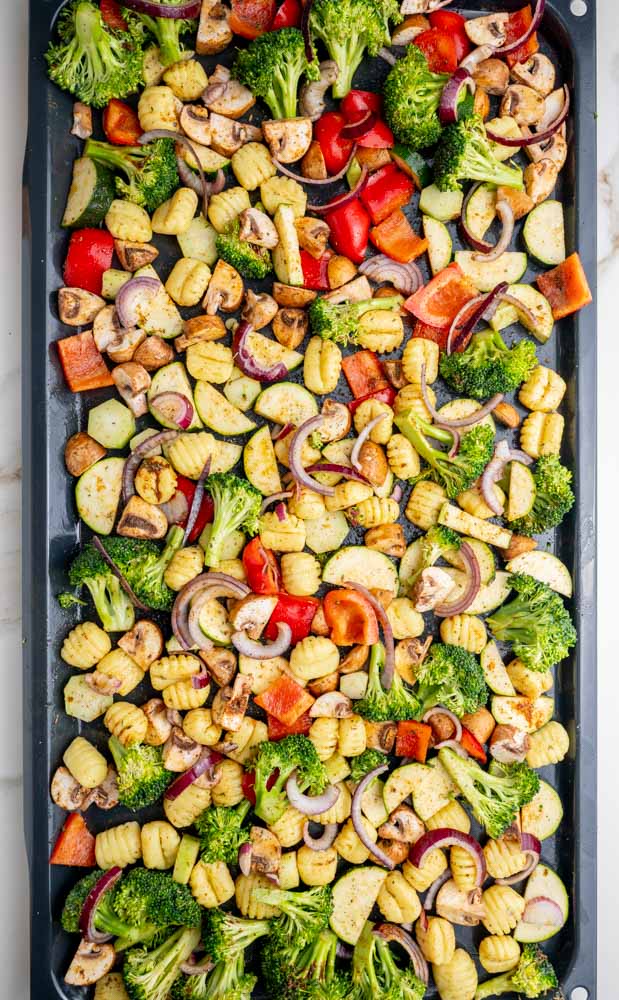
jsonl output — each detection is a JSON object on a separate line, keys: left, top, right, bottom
{"left": 390, "top": 146, "right": 432, "bottom": 188}
{"left": 62, "top": 158, "right": 115, "bottom": 228}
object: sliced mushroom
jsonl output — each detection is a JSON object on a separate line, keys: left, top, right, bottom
{"left": 464, "top": 12, "right": 509, "bottom": 47}
{"left": 378, "top": 805, "right": 424, "bottom": 843}
{"left": 179, "top": 104, "right": 212, "bottom": 145}
{"left": 391, "top": 14, "right": 430, "bottom": 44}
{"left": 71, "top": 102, "right": 92, "bottom": 139}
{"left": 58, "top": 287, "right": 105, "bottom": 326}
{"left": 263, "top": 117, "right": 313, "bottom": 164}
{"left": 524, "top": 159, "right": 559, "bottom": 204}
{"left": 163, "top": 726, "right": 203, "bottom": 771}
{"left": 399, "top": 0, "right": 431, "bottom": 12}
{"left": 272, "top": 307, "right": 309, "bottom": 349}
{"left": 51, "top": 766, "right": 89, "bottom": 811}
{"left": 394, "top": 636, "right": 433, "bottom": 684}
{"left": 272, "top": 282, "right": 317, "bottom": 308}
{"left": 86, "top": 671, "right": 122, "bottom": 696}
{"left": 117, "top": 495, "right": 168, "bottom": 539}
{"left": 495, "top": 184, "right": 535, "bottom": 221}
{"left": 328, "top": 255, "right": 358, "bottom": 290}
{"left": 196, "top": 0, "right": 233, "bottom": 55}
{"left": 84, "top": 768, "right": 120, "bottom": 811}
{"left": 93, "top": 305, "right": 144, "bottom": 359}
{"left": 119, "top": 620, "right": 164, "bottom": 669}
{"left": 358, "top": 441, "right": 388, "bottom": 487}
{"left": 339, "top": 644, "right": 369, "bottom": 674}
{"left": 299, "top": 60, "right": 339, "bottom": 121}
{"left": 365, "top": 524, "right": 406, "bottom": 559}
{"left": 229, "top": 594, "right": 278, "bottom": 640}
{"left": 203, "top": 259, "right": 244, "bottom": 314}
{"left": 202, "top": 75, "right": 255, "bottom": 119}
{"left": 64, "top": 940, "right": 116, "bottom": 986}
{"left": 436, "top": 881, "right": 485, "bottom": 926}
{"left": 249, "top": 826, "right": 281, "bottom": 875}
{"left": 111, "top": 361, "right": 151, "bottom": 417}
{"left": 199, "top": 647, "right": 237, "bottom": 686}
{"left": 142, "top": 698, "right": 174, "bottom": 746}
{"left": 211, "top": 674, "right": 252, "bottom": 731}
{"left": 537, "top": 87, "right": 567, "bottom": 132}
{"left": 500, "top": 84, "right": 545, "bottom": 126}
{"left": 524, "top": 130, "right": 567, "bottom": 170}
{"left": 301, "top": 141, "right": 328, "bottom": 180}
{"left": 428, "top": 712, "right": 456, "bottom": 743}
{"left": 511, "top": 53, "right": 555, "bottom": 96}
{"left": 310, "top": 604, "right": 330, "bottom": 636}
{"left": 411, "top": 567, "right": 456, "bottom": 612}
{"left": 319, "top": 398, "right": 352, "bottom": 443}
{"left": 114, "top": 239, "right": 159, "bottom": 272}
{"left": 376, "top": 839, "right": 409, "bottom": 867}
{"left": 209, "top": 112, "right": 262, "bottom": 157}
{"left": 356, "top": 147, "right": 392, "bottom": 171}
{"left": 132, "top": 335, "right": 175, "bottom": 372}
{"left": 239, "top": 209, "right": 279, "bottom": 250}
{"left": 64, "top": 432, "right": 106, "bottom": 477}
{"left": 364, "top": 720, "right": 397, "bottom": 752}
{"left": 241, "top": 290, "right": 279, "bottom": 330}
{"left": 489, "top": 723, "right": 530, "bottom": 763}
{"left": 472, "top": 58, "right": 510, "bottom": 96}
{"left": 175, "top": 314, "right": 226, "bottom": 351}
{"left": 323, "top": 275, "right": 373, "bottom": 304}
{"left": 108, "top": 328, "right": 147, "bottom": 364}
{"left": 461, "top": 707, "right": 496, "bottom": 745}
{"left": 295, "top": 217, "right": 330, "bottom": 259}
{"left": 308, "top": 671, "right": 340, "bottom": 696}
{"left": 309, "top": 691, "right": 353, "bottom": 718}
{"left": 382, "top": 360, "right": 407, "bottom": 390}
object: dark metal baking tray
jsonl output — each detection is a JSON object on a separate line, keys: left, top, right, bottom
{"left": 22, "top": 1, "right": 597, "bottom": 996}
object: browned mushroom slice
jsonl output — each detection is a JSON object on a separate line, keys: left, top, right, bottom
{"left": 524, "top": 159, "right": 559, "bottom": 204}
{"left": 175, "top": 315, "right": 227, "bottom": 352}
{"left": 295, "top": 217, "right": 330, "bottom": 258}
{"left": 327, "top": 255, "right": 358, "bottom": 291}
{"left": 211, "top": 674, "right": 252, "bottom": 731}
{"left": 272, "top": 306, "right": 308, "bottom": 349}
{"left": 262, "top": 118, "right": 313, "bottom": 164}
{"left": 511, "top": 53, "right": 556, "bottom": 96}
{"left": 242, "top": 290, "right": 279, "bottom": 330}
{"left": 376, "top": 839, "right": 409, "bottom": 867}
{"left": 202, "top": 77, "right": 255, "bottom": 119}
{"left": 229, "top": 595, "right": 278, "bottom": 640}
{"left": 500, "top": 85, "right": 545, "bottom": 126}
{"left": 524, "top": 130, "right": 567, "bottom": 171}
{"left": 309, "top": 691, "right": 352, "bottom": 718}
{"left": 117, "top": 495, "right": 168, "bottom": 539}
{"left": 114, "top": 239, "right": 159, "bottom": 272}
{"left": 272, "top": 282, "right": 317, "bottom": 308}
{"left": 133, "top": 335, "right": 175, "bottom": 372}
{"left": 411, "top": 567, "right": 456, "bottom": 612}
{"left": 364, "top": 720, "right": 397, "bottom": 752}
{"left": 93, "top": 304, "right": 143, "bottom": 360}
{"left": 65, "top": 432, "right": 107, "bottom": 477}
{"left": 64, "top": 940, "right": 116, "bottom": 986}
{"left": 108, "top": 329, "right": 147, "bottom": 365}
{"left": 163, "top": 727, "right": 203, "bottom": 771}
{"left": 382, "top": 359, "right": 407, "bottom": 390}
{"left": 464, "top": 12, "right": 509, "bottom": 46}
{"left": 58, "top": 287, "right": 105, "bottom": 326}
{"left": 112, "top": 362, "right": 151, "bottom": 417}
{"left": 489, "top": 724, "right": 531, "bottom": 763}
{"left": 495, "top": 185, "right": 535, "bottom": 221}
{"left": 472, "top": 58, "right": 510, "bottom": 95}
{"left": 299, "top": 61, "right": 339, "bottom": 121}
{"left": 308, "top": 671, "right": 339, "bottom": 696}
{"left": 319, "top": 399, "right": 352, "bottom": 443}
{"left": 51, "top": 766, "right": 89, "bottom": 811}
{"left": 203, "top": 260, "right": 244, "bottom": 314}
{"left": 179, "top": 104, "right": 212, "bottom": 145}
{"left": 436, "top": 880, "right": 486, "bottom": 926}
{"left": 323, "top": 275, "right": 373, "bottom": 304}
{"left": 301, "top": 141, "right": 328, "bottom": 180}
{"left": 196, "top": 0, "right": 233, "bottom": 55}
{"left": 71, "top": 102, "right": 92, "bottom": 139}
{"left": 118, "top": 620, "right": 164, "bottom": 669}
{"left": 378, "top": 805, "right": 424, "bottom": 843}
{"left": 209, "top": 113, "right": 262, "bottom": 157}
{"left": 84, "top": 768, "right": 120, "bottom": 810}
{"left": 142, "top": 698, "right": 174, "bottom": 746}
{"left": 200, "top": 647, "right": 237, "bottom": 687}
{"left": 238, "top": 209, "right": 280, "bottom": 250}
{"left": 248, "top": 827, "right": 281, "bottom": 875}
{"left": 391, "top": 15, "right": 430, "bottom": 45}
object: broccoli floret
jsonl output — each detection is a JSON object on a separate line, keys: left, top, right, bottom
{"left": 123, "top": 926, "right": 202, "bottom": 1000}
{"left": 254, "top": 886, "right": 334, "bottom": 948}
{"left": 487, "top": 572, "right": 576, "bottom": 672}
{"left": 310, "top": 0, "right": 401, "bottom": 99}
{"left": 383, "top": 45, "right": 451, "bottom": 149}
{"left": 84, "top": 138, "right": 178, "bottom": 212}
{"left": 202, "top": 910, "right": 270, "bottom": 964}
{"left": 99, "top": 525, "right": 184, "bottom": 611}
{"left": 251, "top": 734, "right": 327, "bottom": 825}
{"left": 203, "top": 955, "right": 257, "bottom": 1000}
{"left": 357, "top": 642, "right": 421, "bottom": 722}
{"left": 216, "top": 221, "right": 272, "bottom": 279}
{"left": 58, "top": 592, "right": 86, "bottom": 609}
{"left": 439, "top": 747, "right": 539, "bottom": 839}
{"left": 68, "top": 543, "right": 135, "bottom": 632}
{"left": 309, "top": 295, "right": 403, "bottom": 347}
{"left": 414, "top": 642, "right": 488, "bottom": 718}
{"left": 126, "top": 1, "right": 196, "bottom": 67}
{"left": 261, "top": 928, "right": 351, "bottom": 1000}
{"left": 401, "top": 525, "right": 461, "bottom": 593}
{"left": 234, "top": 28, "right": 319, "bottom": 120}
{"left": 434, "top": 114, "right": 524, "bottom": 192}
{"left": 352, "top": 921, "right": 426, "bottom": 1000}
{"left": 109, "top": 734, "right": 173, "bottom": 811}
{"left": 113, "top": 867, "right": 201, "bottom": 951}
{"left": 475, "top": 944, "right": 558, "bottom": 999}
{"left": 203, "top": 474, "right": 262, "bottom": 568}
{"left": 61, "top": 869, "right": 147, "bottom": 942}
{"left": 45, "top": 0, "right": 143, "bottom": 108}
{"left": 194, "top": 801, "right": 251, "bottom": 864}
{"left": 349, "top": 748, "right": 388, "bottom": 783}
{"left": 394, "top": 412, "right": 495, "bottom": 499}
{"left": 439, "top": 329, "right": 538, "bottom": 400}
{"left": 510, "top": 454, "right": 575, "bottom": 536}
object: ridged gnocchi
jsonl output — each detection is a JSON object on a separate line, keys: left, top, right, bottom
{"left": 281, "top": 552, "right": 322, "bottom": 595}
{"left": 406, "top": 481, "right": 448, "bottom": 529}
{"left": 303, "top": 336, "right": 342, "bottom": 394}
{"left": 61, "top": 622, "right": 111, "bottom": 669}
{"left": 519, "top": 365, "right": 567, "bottom": 411}
{"left": 520, "top": 410, "right": 564, "bottom": 458}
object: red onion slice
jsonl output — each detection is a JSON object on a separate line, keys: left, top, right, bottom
{"left": 343, "top": 582, "right": 395, "bottom": 689}
{"left": 79, "top": 867, "right": 123, "bottom": 943}
{"left": 289, "top": 416, "right": 335, "bottom": 496}
{"left": 435, "top": 541, "right": 481, "bottom": 616}
{"left": 272, "top": 145, "right": 357, "bottom": 185}
{"left": 434, "top": 738, "right": 469, "bottom": 756}
{"left": 238, "top": 842, "right": 253, "bottom": 876}
{"left": 307, "top": 167, "right": 368, "bottom": 214}
{"left": 150, "top": 391, "right": 194, "bottom": 430}
{"left": 171, "top": 574, "right": 249, "bottom": 650}
{"left": 351, "top": 413, "right": 389, "bottom": 470}
{"left": 390, "top": 483, "right": 403, "bottom": 503}
{"left": 377, "top": 46, "right": 397, "bottom": 66}
{"left": 183, "top": 456, "right": 211, "bottom": 544}
{"left": 496, "top": 832, "right": 541, "bottom": 885}
{"left": 123, "top": 0, "right": 200, "bottom": 14}
{"left": 423, "top": 706, "right": 462, "bottom": 742}
{"left": 300, "top": 0, "right": 316, "bottom": 61}
{"left": 175, "top": 151, "right": 203, "bottom": 196}
{"left": 498, "top": 292, "right": 540, "bottom": 331}
{"left": 233, "top": 321, "right": 288, "bottom": 383}
{"left": 116, "top": 276, "right": 161, "bottom": 330}
{"left": 306, "top": 463, "right": 370, "bottom": 485}
{"left": 446, "top": 284, "right": 508, "bottom": 355}
{"left": 423, "top": 869, "right": 451, "bottom": 911}
{"left": 359, "top": 255, "right": 423, "bottom": 296}
{"left": 191, "top": 667, "right": 210, "bottom": 690}
{"left": 341, "top": 110, "right": 378, "bottom": 140}
{"left": 486, "top": 84, "right": 569, "bottom": 147}
{"left": 286, "top": 771, "right": 340, "bottom": 816}
{"left": 439, "top": 68, "right": 475, "bottom": 125}
{"left": 494, "top": 0, "right": 545, "bottom": 55}
{"left": 460, "top": 182, "right": 493, "bottom": 254}
{"left": 261, "top": 490, "right": 293, "bottom": 514}
{"left": 374, "top": 923, "right": 429, "bottom": 986}
{"left": 472, "top": 200, "right": 514, "bottom": 263}
{"left": 165, "top": 750, "right": 223, "bottom": 801}
{"left": 351, "top": 764, "right": 396, "bottom": 869}
{"left": 522, "top": 895, "right": 563, "bottom": 926}
{"left": 272, "top": 422, "right": 294, "bottom": 441}
{"left": 92, "top": 536, "right": 149, "bottom": 612}
{"left": 411, "top": 828, "right": 487, "bottom": 887}
{"left": 232, "top": 623, "right": 293, "bottom": 659}
{"left": 480, "top": 439, "right": 511, "bottom": 516}
{"left": 122, "top": 429, "right": 180, "bottom": 503}
{"left": 303, "top": 821, "right": 338, "bottom": 850}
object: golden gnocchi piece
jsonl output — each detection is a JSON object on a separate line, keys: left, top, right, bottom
{"left": 61, "top": 622, "right": 111, "bottom": 669}
{"left": 353, "top": 399, "right": 393, "bottom": 444}
{"left": 406, "top": 481, "right": 447, "bottom": 529}
{"left": 268, "top": 806, "right": 306, "bottom": 847}
{"left": 287, "top": 487, "right": 325, "bottom": 520}
{"left": 208, "top": 186, "right": 251, "bottom": 233}
{"left": 235, "top": 872, "right": 281, "bottom": 918}
{"left": 141, "top": 820, "right": 180, "bottom": 869}
{"left": 190, "top": 860, "right": 235, "bottom": 907}
{"left": 450, "top": 845, "right": 480, "bottom": 891}
{"left": 415, "top": 916, "right": 456, "bottom": 966}
{"left": 211, "top": 759, "right": 245, "bottom": 806}
{"left": 387, "top": 434, "right": 421, "bottom": 480}
{"left": 186, "top": 340, "right": 234, "bottom": 383}
{"left": 150, "top": 653, "right": 202, "bottom": 690}
{"left": 259, "top": 511, "right": 306, "bottom": 552}
{"left": 164, "top": 546, "right": 204, "bottom": 591}
{"left": 425, "top": 800, "right": 471, "bottom": 834}
{"left": 520, "top": 410, "right": 564, "bottom": 458}
{"left": 482, "top": 884, "right": 526, "bottom": 935}
{"left": 484, "top": 838, "right": 529, "bottom": 880}
{"left": 231, "top": 142, "right": 277, "bottom": 191}
{"left": 95, "top": 648, "right": 144, "bottom": 696}
{"left": 183, "top": 707, "right": 223, "bottom": 746}
{"left": 457, "top": 483, "right": 506, "bottom": 520}
{"left": 310, "top": 782, "right": 351, "bottom": 825}
{"left": 506, "top": 659, "right": 553, "bottom": 700}
{"left": 63, "top": 736, "right": 108, "bottom": 789}
{"left": 338, "top": 715, "right": 367, "bottom": 757}
{"left": 478, "top": 935, "right": 521, "bottom": 974}
{"left": 290, "top": 636, "right": 339, "bottom": 682}
{"left": 303, "top": 336, "right": 342, "bottom": 394}
{"left": 105, "top": 200, "right": 152, "bottom": 242}
{"left": 324, "top": 481, "right": 373, "bottom": 512}
{"left": 351, "top": 496, "right": 400, "bottom": 529}
{"left": 432, "top": 948, "right": 478, "bottom": 1000}
{"left": 357, "top": 311, "right": 405, "bottom": 353}
{"left": 309, "top": 717, "right": 339, "bottom": 762}
{"left": 104, "top": 702, "right": 148, "bottom": 746}
{"left": 296, "top": 845, "right": 338, "bottom": 885}
{"left": 164, "top": 780, "right": 212, "bottom": 828}
{"left": 218, "top": 557, "right": 247, "bottom": 582}
{"left": 386, "top": 598, "right": 425, "bottom": 640}
{"left": 394, "top": 382, "right": 436, "bottom": 421}
{"left": 163, "top": 679, "right": 210, "bottom": 710}
{"left": 403, "top": 849, "right": 448, "bottom": 892}
{"left": 279, "top": 851, "right": 300, "bottom": 890}
{"left": 152, "top": 188, "right": 199, "bottom": 236}
{"left": 166, "top": 432, "right": 215, "bottom": 479}
{"left": 334, "top": 816, "right": 377, "bottom": 864}
{"left": 440, "top": 614, "right": 486, "bottom": 653}
{"left": 162, "top": 60, "right": 208, "bottom": 101}
{"left": 402, "top": 337, "right": 440, "bottom": 384}
{"left": 95, "top": 821, "right": 142, "bottom": 869}
{"left": 378, "top": 871, "right": 422, "bottom": 923}
{"left": 138, "top": 85, "right": 179, "bottom": 132}
{"left": 526, "top": 720, "right": 570, "bottom": 767}
{"left": 135, "top": 456, "right": 177, "bottom": 505}
{"left": 225, "top": 717, "right": 268, "bottom": 765}
{"left": 165, "top": 258, "right": 211, "bottom": 306}
{"left": 238, "top": 654, "right": 286, "bottom": 695}
{"left": 518, "top": 365, "right": 566, "bottom": 411}
{"left": 281, "top": 552, "right": 322, "bottom": 596}
{"left": 260, "top": 175, "right": 307, "bottom": 218}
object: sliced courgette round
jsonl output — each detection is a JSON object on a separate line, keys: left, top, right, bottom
{"left": 62, "top": 157, "right": 115, "bottom": 228}
{"left": 523, "top": 200, "right": 566, "bottom": 266}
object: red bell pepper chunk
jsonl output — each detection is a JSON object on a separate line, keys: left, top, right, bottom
{"left": 175, "top": 475, "right": 214, "bottom": 542}
{"left": 323, "top": 588, "right": 380, "bottom": 645}
{"left": 271, "top": 0, "right": 301, "bottom": 28}
{"left": 341, "top": 90, "right": 383, "bottom": 122}
{"left": 300, "top": 249, "right": 332, "bottom": 291}
{"left": 229, "top": 0, "right": 276, "bottom": 37}
{"left": 341, "top": 350, "right": 388, "bottom": 398}
{"left": 504, "top": 5, "right": 539, "bottom": 68}
{"left": 395, "top": 721, "right": 432, "bottom": 762}
{"left": 267, "top": 710, "right": 313, "bottom": 740}
{"left": 348, "top": 385, "right": 396, "bottom": 414}
{"left": 428, "top": 10, "right": 470, "bottom": 62}
{"left": 100, "top": 0, "right": 128, "bottom": 31}
{"left": 50, "top": 813, "right": 96, "bottom": 867}
{"left": 412, "top": 320, "right": 450, "bottom": 351}
{"left": 357, "top": 119, "right": 395, "bottom": 150}
{"left": 359, "top": 164, "right": 415, "bottom": 226}
{"left": 404, "top": 263, "right": 478, "bottom": 328}
{"left": 63, "top": 228, "right": 115, "bottom": 296}
{"left": 242, "top": 537, "right": 282, "bottom": 595}
{"left": 265, "top": 593, "right": 320, "bottom": 645}
{"left": 460, "top": 727, "right": 487, "bottom": 764}
{"left": 370, "top": 209, "right": 428, "bottom": 264}
{"left": 255, "top": 675, "right": 315, "bottom": 725}
{"left": 325, "top": 198, "right": 371, "bottom": 265}
{"left": 56, "top": 332, "right": 114, "bottom": 393}
{"left": 103, "top": 99, "right": 142, "bottom": 146}
{"left": 535, "top": 253, "right": 592, "bottom": 320}
{"left": 414, "top": 27, "right": 459, "bottom": 73}
{"left": 315, "top": 112, "right": 355, "bottom": 174}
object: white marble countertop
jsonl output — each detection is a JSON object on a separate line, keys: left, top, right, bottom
{"left": 3, "top": 1, "right": 617, "bottom": 996}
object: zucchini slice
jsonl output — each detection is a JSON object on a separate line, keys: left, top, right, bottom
{"left": 390, "top": 146, "right": 432, "bottom": 188}
{"left": 418, "top": 184, "right": 463, "bottom": 222}
{"left": 505, "top": 550, "right": 572, "bottom": 598}
{"left": 523, "top": 200, "right": 566, "bottom": 266}
{"left": 199, "top": 598, "right": 233, "bottom": 645}
{"left": 243, "top": 426, "right": 281, "bottom": 495}
{"left": 490, "top": 695, "right": 554, "bottom": 734}
{"left": 254, "top": 382, "right": 318, "bottom": 426}
{"left": 506, "top": 461, "right": 536, "bottom": 522}
{"left": 480, "top": 641, "right": 516, "bottom": 696}
{"left": 62, "top": 157, "right": 115, "bottom": 228}
{"left": 194, "top": 381, "right": 256, "bottom": 436}
{"left": 520, "top": 780, "right": 564, "bottom": 841}
{"left": 489, "top": 282, "right": 554, "bottom": 344}
{"left": 148, "top": 363, "right": 202, "bottom": 430}
{"left": 330, "top": 868, "right": 388, "bottom": 944}
{"left": 423, "top": 215, "right": 452, "bottom": 275}
{"left": 304, "top": 511, "right": 350, "bottom": 555}
{"left": 75, "top": 457, "right": 125, "bottom": 535}
{"left": 514, "top": 864, "right": 568, "bottom": 943}
{"left": 322, "top": 546, "right": 398, "bottom": 592}
{"left": 87, "top": 399, "right": 136, "bottom": 450}
{"left": 464, "top": 182, "right": 496, "bottom": 241}
{"left": 384, "top": 762, "right": 452, "bottom": 820}
{"left": 455, "top": 251, "right": 528, "bottom": 291}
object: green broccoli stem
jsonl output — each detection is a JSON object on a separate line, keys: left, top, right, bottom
{"left": 394, "top": 413, "right": 446, "bottom": 470}
{"left": 74, "top": 2, "right": 107, "bottom": 76}
{"left": 86, "top": 574, "right": 135, "bottom": 632}
{"left": 356, "top": 295, "right": 402, "bottom": 317}
{"left": 108, "top": 735, "right": 127, "bottom": 772}
{"left": 139, "top": 13, "right": 186, "bottom": 67}
{"left": 475, "top": 973, "right": 515, "bottom": 999}
{"left": 329, "top": 37, "right": 368, "bottom": 98}
{"left": 84, "top": 139, "right": 140, "bottom": 181}
{"left": 270, "top": 61, "right": 304, "bottom": 119}
{"left": 464, "top": 146, "right": 523, "bottom": 189}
